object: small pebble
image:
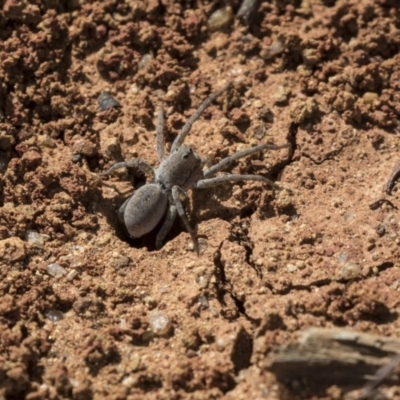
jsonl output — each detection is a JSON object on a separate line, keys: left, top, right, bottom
{"left": 138, "top": 53, "right": 154, "bottom": 69}
{"left": 98, "top": 91, "right": 121, "bottom": 111}
{"left": 111, "top": 254, "right": 130, "bottom": 269}
{"left": 149, "top": 310, "right": 172, "bottom": 336}
{"left": 208, "top": 6, "right": 233, "bottom": 31}
{"left": 45, "top": 309, "right": 64, "bottom": 322}
{"left": 276, "top": 188, "right": 293, "bottom": 210}
{"left": 122, "top": 376, "right": 136, "bottom": 387}
{"left": 375, "top": 224, "right": 386, "bottom": 237}
{"left": 196, "top": 275, "right": 209, "bottom": 288}
{"left": 260, "top": 41, "right": 284, "bottom": 60}
{"left": 274, "top": 86, "right": 290, "bottom": 105}
{"left": 362, "top": 92, "right": 379, "bottom": 105}
{"left": 66, "top": 269, "right": 79, "bottom": 281}
{"left": 38, "top": 135, "right": 56, "bottom": 148}
{"left": 337, "top": 262, "right": 361, "bottom": 280}
{"left": 198, "top": 295, "right": 209, "bottom": 309}
{"left": 286, "top": 263, "right": 297, "bottom": 273}
{"left": 71, "top": 154, "right": 82, "bottom": 163}
{"left": 46, "top": 263, "right": 67, "bottom": 278}
{"left": 341, "top": 211, "right": 355, "bottom": 226}
{"left": 335, "top": 252, "right": 348, "bottom": 265}
{"left": 25, "top": 230, "right": 45, "bottom": 248}
{"left": 215, "top": 336, "right": 227, "bottom": 351}
{"left": 253, "top": 124, "right": 266, "bottom": 140}
{"left": 237, "top": 0, "right": 260, "bottom": 25}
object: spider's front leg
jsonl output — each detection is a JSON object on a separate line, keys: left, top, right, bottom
{"left": 171, "top": 82, "right": 232, "bottom": 152}
{"left": 204, "top": 143, "right": 289, "bottom": 178}
{"left": 196, "top": 174, "right": 281, "bottom": 190}
{"left": 171, "top": 186, "right": 199, "bottom": 254}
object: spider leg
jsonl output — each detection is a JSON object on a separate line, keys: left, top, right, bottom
{"left": 196, "top": 174, "right": 280, "bottom": 190}
{"left": 204, "top": 143, "right": 289, "bottom": 178}
{"left": 100, "top": 159, "right": 155, "bottom": 180}
{"left": 156, "top": 105, "right": 166, "bottom": 161}
{"left": 170, "top": 82, "right": 232, "bottom": 153}
{"left": 171, "top": 186, "right": 199, "bottom": 254}
{"left": 155, "top": 202, "right": 177, "bottom": 249}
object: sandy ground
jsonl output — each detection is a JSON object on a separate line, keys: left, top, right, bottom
{"left": 1, "top": 0, "right": 400, "bottom": 399}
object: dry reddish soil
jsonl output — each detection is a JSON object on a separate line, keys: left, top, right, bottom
{"left": 2, "top": 1, "right": 400, "bottom": 399}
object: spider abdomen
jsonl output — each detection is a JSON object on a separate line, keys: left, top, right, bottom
{"left": 123, "top": 184, "right": 168, "bottom": 238}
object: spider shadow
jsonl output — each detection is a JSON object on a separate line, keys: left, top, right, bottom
{"left": 190, "top": 181, "right": 290, "bottom": 227}
{"left": 191, "top": 183, "right": 242, "bottom": 223}
{"left": 160, "top": 180, "right": 298, "bottom": 248}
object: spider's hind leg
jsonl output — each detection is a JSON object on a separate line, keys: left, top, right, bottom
{"left": 100, "top": 159, "right": 155, "bottom": 179}
{"left": 155, "top": 203, "right": 177, "bottom": 249}
{"left": 156, "top": 106, "right": 166, "bottom": 162}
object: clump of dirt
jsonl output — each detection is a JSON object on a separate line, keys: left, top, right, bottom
{"left": 1, "top": 1, "right": 400, "bottom": 399}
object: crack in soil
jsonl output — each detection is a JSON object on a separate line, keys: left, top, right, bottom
{"left": 212, "top": 242, "right": 258, "bottom": 324}
{"left": 210, "top": 123, "right": 300, "bottom": 318}
{"left": 302, "top": 146, "right": 344, "bottom": 165}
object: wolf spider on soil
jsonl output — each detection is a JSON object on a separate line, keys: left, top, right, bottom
{"left": 101, "top": 82, "right": 289, "bottom": 253}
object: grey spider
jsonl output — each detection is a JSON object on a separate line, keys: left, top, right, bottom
{"left": 101, "top": 82, "right": 289, "bottom": 253}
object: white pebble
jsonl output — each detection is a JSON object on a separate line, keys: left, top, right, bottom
{"left": 215, "top": 337, "right": 227, "bottom": 351}
{"left": 25, "top": 230, "right": 45, "bottom": 248}
{"left": 335, "top": 252, "right": 348, "bottom": 265}
{"left": 149, "top": 310, "right": 171, "bottom": 336}
{"left": 341, "top": 211, "right": 355, "bottom": 226}
{"left": 46, "top": 263, "right": 66, "bottom": 278}
{"left": 122, "top": 376, "right": 136, "bottom": 387}
{"left": 66, "top": 269, "right": 79, "bottom": 281}
{"left": 198, "top": 295, "right": 209, "bottom": 309}
{"left": 138, "top": 53, "right": 154, "bottom": 69}
{"left": 287, "top": 263, "right": 297, "bottom": 273}
{"left": 337, "top": 262, "right": 361, "bottom": 280}
{"left": 197, "top": 275, "right": 208, "bottom": 288}
{"left": 208, "top": 6, "right": 233, "bottom": 31}
{"left": 45, "top": 309, "right": 64, "bottom": 322}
